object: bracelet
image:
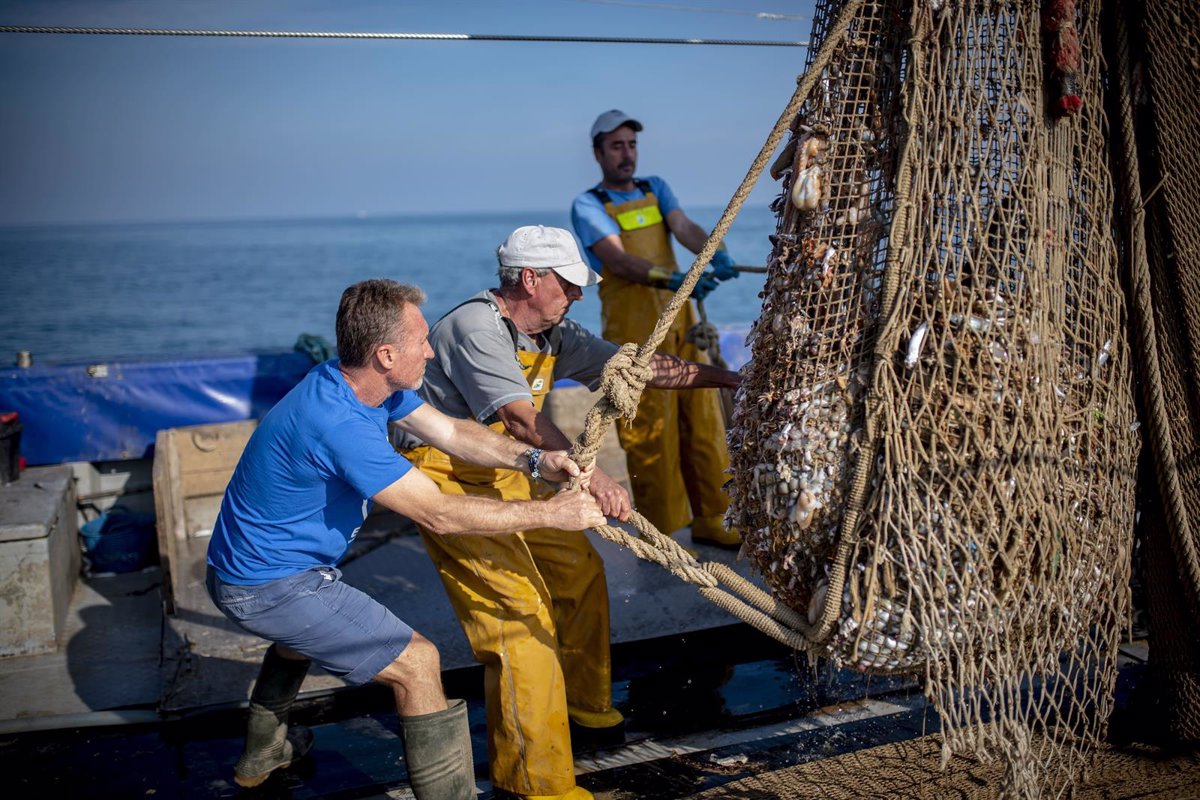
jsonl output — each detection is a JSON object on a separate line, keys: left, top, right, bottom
{"left": 524, "top": 447, "right": 544, "bottom": 480}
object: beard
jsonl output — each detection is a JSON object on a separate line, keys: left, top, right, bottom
{"left": 604, "top": 161, "right": 636, "bottom": 184}
{"left": 388, "top": 368, "right": 424, "bottom": 393}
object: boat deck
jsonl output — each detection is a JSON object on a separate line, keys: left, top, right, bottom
{"left": 0, "top": 509, "right": 767, "bottom": 722}
{"left": 0, "top": 508, "right": 1184, "bottom": 799}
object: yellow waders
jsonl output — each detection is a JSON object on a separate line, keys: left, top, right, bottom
{"left": 404, "top": 345, "right": 612, "bottom": 798}
{"left": 592, "top": 187, "right": 734, "bottom": 542}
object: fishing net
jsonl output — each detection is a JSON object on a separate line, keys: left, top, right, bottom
{"left": 726, "top": 0, "right": 1140, "bottom": 795}
{"left": 1112, "top": 0, "right": 1200, "bottom": 744}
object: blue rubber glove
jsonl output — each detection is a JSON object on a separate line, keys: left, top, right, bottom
{"left": 666, "top": 271, "right": 720, "bottom": 301}
{"left": 711, "top": 249, "right": 739, "bottom": 281}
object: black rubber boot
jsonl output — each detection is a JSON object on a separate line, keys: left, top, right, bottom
{"left": 234, "top": 645, "right": 313, "bottom": 788}
{"left": 398, "top": 699, "right": 476, "bottom": 800}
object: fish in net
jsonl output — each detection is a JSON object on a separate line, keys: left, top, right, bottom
{"left": 725, "top": 1, "right": 1140, "bottom": 795}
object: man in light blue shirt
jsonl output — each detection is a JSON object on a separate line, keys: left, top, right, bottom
{"left": 571, "top": 110, "right": 742, "bottom": 549}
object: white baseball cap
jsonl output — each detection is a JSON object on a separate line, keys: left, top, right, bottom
{"left": 590, "top": 109, "right": 643, "bottom": 141}
{"left": 497, "top": 226, "right": 602, "bottom": 287}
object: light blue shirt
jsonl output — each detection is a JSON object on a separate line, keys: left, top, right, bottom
{"left": 571, "top": 175, "right": 682, "bottom": 270}
{"left": 207, "top": 359, "right": 423, "bottom": 584}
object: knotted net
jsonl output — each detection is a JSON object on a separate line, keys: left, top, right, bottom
{"left": 1114, "top": 0, "right": 1200, "bottom": 745}
{"left": 726, "top": 0, "right": 1140, "bottom": 795}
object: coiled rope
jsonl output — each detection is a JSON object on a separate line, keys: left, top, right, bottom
{"left": 0, "top": 25, "right": 806, "bottom": 47}
{"left": 568, "top": 0, "right": 869, "bottom": 653}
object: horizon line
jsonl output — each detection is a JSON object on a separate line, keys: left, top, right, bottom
{"left": 0, "top": 204, "right": 774, "bottom": 231}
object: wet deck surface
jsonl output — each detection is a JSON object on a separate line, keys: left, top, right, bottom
{"left": 0, "top": 509, "right": 763, "bottom": 723}
{"left": 0, "top": 626, "right": 1165, "bottom": 800}
{"left": 0, "top": 513, "right": 813, "bottom": 797}
{"left": 3, "top": 619, "right": 931, "bottom": 799}
{"left": 0, "top": 513, "right": 1178, "bottom": 799}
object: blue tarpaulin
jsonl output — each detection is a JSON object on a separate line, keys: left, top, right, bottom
{"left": 0, "top": 352, "right": 317, "bottom": 465}
{"left": 0, "top": 326, "right": 751, "bottom": 467}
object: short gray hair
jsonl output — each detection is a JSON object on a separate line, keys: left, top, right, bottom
{"left": 497, "top": 264, "right": 552, "bottom": 290}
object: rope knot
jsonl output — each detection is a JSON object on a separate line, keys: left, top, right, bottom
{"left": 600, "top": 343, "right": 653, "bottom": 419}
{"left": 685, "top": 321, "right": 720, "bottom": 352}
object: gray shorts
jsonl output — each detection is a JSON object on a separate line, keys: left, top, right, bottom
{"left": 207, "top": 565, "right": 414, "bottom": 685}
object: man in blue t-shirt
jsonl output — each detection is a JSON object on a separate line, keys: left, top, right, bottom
{"left": 206, "top": 279, "right": 604, "bottom": 799}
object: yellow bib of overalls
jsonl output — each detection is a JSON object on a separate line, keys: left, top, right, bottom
{"left": 592, "top": 185, "right": 733, "bottom": 541}
{"left": 427, "top": 347, "right": 557, "bottom": 496}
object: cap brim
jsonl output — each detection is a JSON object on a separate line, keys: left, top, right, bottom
{"left": 552, "top": 262, "right": 602, "bottom": 287}
{"left": 591, "top": 115, "right": 644, "bottom": 139}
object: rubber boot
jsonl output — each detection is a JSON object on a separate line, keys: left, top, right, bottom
{"left": 399, "top": 698, "right": 476, "bottom": 800}
{"left": 234, "top": 645, "right": 312, "bottom": 788}
{"left": 499, "top": 787, "right": 595, "bottom": 800}
{"left": 568, "top": 705, "right": 626, "bottom": 751}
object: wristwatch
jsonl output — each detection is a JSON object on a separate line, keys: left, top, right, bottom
{"left": 524, "top": 448, "right": 544, "bottom": 480}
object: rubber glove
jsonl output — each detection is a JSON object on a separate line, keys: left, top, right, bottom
{"left": 711, "top": 248, "right": 739, "bottom": 281}
{"left": 666, "top": 271, "right": 720, "bottom": 301}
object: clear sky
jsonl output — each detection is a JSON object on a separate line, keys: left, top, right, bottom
{"left": 0, "top": 0, "right": 814, "bottom": 226}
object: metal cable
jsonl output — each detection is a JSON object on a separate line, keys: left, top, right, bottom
{"left": 0, "top": 25, "right": 806, "bottom": 47}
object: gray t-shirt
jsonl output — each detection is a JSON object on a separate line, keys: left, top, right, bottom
{"left": 398, "top": 290, "right": 619, "bottom": 449}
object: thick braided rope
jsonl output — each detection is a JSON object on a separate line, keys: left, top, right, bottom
{"left": 568, "top": 0, "right": 870, "bottom": 652}
{"left": 684, "top": 319, "right": 721, "bottom": 354}
{"left": 1111, "top": 12, "right": 1200, "bottom": 612}
{"left": 597, "top": 343, "right": 653, "bottom": 423}
{"left": 686, "top": 298, "right": 725, "bottom": 367}
{"left": 587, "top": 514, "right": 815, "bottom": 651}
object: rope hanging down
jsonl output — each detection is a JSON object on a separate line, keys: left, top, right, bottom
{"left": 0, "top": 25, "right": 806, "bottom": 47}
{"left": 566, "top": 0, "right": 869, "bottom": 652}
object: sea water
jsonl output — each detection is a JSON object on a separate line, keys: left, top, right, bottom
{"left": 0, "top": 207, "right": 775, "bottom": 366}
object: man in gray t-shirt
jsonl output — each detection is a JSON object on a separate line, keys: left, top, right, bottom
{"left": 400, "top": 226, "right": 739, "bottom": 800}
{"left": 414, "top": 290, "right": 618, "bottom": 431}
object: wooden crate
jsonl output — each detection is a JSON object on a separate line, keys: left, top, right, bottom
{"left": 0, "top": 466, "right": 79, "bottom": 656}
{"left": 153, "top": 421, "right": 256, "bottom": 614}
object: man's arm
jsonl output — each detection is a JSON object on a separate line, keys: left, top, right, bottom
{"left": 374, "top": 468, "right": 604, "bottom": 536}
{"left": 664, "top": 208, "right": 713, "bottom": 255}
{"left": 588, "top": 208, "right": 719, "bottom": 286}
{"left": 647, "top": 352, "right": 740, "bottom": 390}
{"left": 496, "top": 400, "right": 632, "bottom": 521}
{"left": 393, "top": 404, "right": 580, "bottom": 483}
{"left": 588, "top": 234, "right": 658, "bottom": 285}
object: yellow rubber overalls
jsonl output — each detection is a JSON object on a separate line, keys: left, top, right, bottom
{"left": 589, "top": 182, "right": 732, "bottom": 542}
{"left": 403, "top": 299, "right": 612, "bottom": 798}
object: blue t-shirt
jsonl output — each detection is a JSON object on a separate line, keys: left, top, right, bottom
{"left": 570, "top": 175, "right": 681, "bottom": 270}
{"left": 207, "top": 359, "right": 423, "bottom": 585}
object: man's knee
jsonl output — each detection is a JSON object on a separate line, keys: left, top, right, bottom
{"left": 401, "top": 633, "right": 441, "bottom": 674}
{"left": 376, "top": 632, "right": 441, "bottom": 688}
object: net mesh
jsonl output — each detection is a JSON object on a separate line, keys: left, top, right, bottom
{"left": 726, "top": 1, "right": 1141, "bottom": 795}
{"left": 1120, "top": 0, "right": 1200, "bottom": 743}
